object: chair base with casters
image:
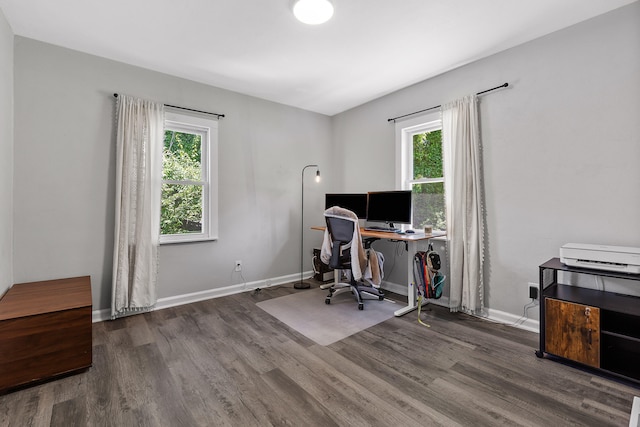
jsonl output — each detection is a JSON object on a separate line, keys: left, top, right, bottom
{"left": 323, "top": 213, "right": 385, "bottom": 310}
{"left": 324, "top": 271, "right": 384, "bottom": 310}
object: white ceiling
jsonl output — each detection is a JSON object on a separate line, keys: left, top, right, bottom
{"left": 0, "top": 0, "right": 635, "bottom": 115}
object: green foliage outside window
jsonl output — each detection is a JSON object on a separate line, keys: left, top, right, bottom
{"left": 161, "top": 130, "right": 204, "bottom": 235}
{"left": 413, "top": 130, "right": 442, "bottom": 180}
{"left": 412, "top": 130, "right": 446, "bottom": 230}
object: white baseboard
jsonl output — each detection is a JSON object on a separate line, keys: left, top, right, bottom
{"left": 380, "top": 280, "right": 539, "bottom": 333}
{"left": 485, "top": 307, "right": 540, "bottom": 333}
{"left": 92, "top": 271, "right": 307, "bottom": 323}
{"left": 93, "top": 309, "right": 111, "bottom": 323}
{"left": 94, "top": 273, "right": 540, "bottom": 335}
{"left": 380, "top": 279, "right": 408, "bottom": 296}
{"left": 381, "top": 280, "right": 449, "bottom": 309}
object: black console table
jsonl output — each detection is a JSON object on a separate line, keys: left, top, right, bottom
{"left": 537, "top": 258, "right": 640, "bottom": 384}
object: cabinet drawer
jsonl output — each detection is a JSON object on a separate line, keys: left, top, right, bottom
{"left": 545, "top": 298, "right": 600, "bottom": 368}
{"left": 0, "top": 307, "right": 92, "bottom": 391}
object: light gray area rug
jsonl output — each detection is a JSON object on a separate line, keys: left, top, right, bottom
{"left": 256, "top": 287, "right": 397, "bottom": 346}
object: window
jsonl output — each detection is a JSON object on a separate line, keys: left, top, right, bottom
{"left": 395, "top": 111, "right": 446, "bottom": 231}
{"left": 161, "top": 111, "right": 218, "bottom": 243}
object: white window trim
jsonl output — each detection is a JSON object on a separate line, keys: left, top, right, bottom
{"left": 395, "top": 111, "right": 442, "bottom": 191}
{"left": 161, "top": 110, "right": 219, "bottom": 244}
{"left": 395, "top": 111, "right": 447, "bottom": 232}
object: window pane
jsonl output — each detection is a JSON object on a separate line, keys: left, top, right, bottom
{"left": 163, "top": 130, "right": 202, "bottom": 181}
{"left": 412, "top": 182, "right": 446, "bottom": 231}
{"left": 413, "top": 130, "right": 442, "bottom": 179}
{"left": 161, "top": 183, "right": 203, "bottom": 235}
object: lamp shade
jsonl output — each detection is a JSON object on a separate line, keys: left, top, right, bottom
{"left": 293, "top": 0, "right": 334, "bottom": 25}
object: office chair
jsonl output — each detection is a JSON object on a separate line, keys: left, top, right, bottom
{"left": 321, "top": 207, "right": 385, "bottom": 310}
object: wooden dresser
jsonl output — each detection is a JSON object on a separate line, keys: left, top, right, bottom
{"left": 0, "top": 276, "right": 92, "bottom": 393}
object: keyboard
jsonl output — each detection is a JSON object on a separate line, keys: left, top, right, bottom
{"left": 364, "top": 226, "right": 399, "bottom": 233}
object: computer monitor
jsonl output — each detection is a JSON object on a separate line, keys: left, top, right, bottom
{"left": 325, "top": 193, "right": 368, "bottom": 218}
{"left": 366, "top": 190, "right": 412, "bottom": 228}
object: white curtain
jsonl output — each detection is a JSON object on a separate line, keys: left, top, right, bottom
{"left": 442, "top": 95, "right": 485, "bottom": 314}
{"left": 111, "top": 94, "right": 164, "bottom": 319}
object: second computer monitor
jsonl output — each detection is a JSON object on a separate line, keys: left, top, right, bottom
{"left": 325, "top": 193, "right": 368, "bottom": 218}
{"left": 366, "top": 190, "right": 412, "bottom": 227}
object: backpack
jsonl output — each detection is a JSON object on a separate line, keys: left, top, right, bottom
{"left": 413, "top": 244, "right": 445, "bottom": 299}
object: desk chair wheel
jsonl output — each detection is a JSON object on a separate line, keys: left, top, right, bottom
{"left": 325, "top": 298, "right": 331, "bottom": 305}
{"left": 358, "top": 303, "right": 364, "bottom": 310}
{"left": 379, "top": 295, "right": 384, "bottom": 301}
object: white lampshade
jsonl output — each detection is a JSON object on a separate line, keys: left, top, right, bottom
{"left": 293, "top": 0, "right": 334, "bottom": 25}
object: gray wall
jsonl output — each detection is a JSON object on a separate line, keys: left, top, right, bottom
{"left": 13, "top": 38, "right": 332, "bottom": 310}
{"left": 0, "top": 9, "right": 12, "bottom": 297}
{"left": 9, "top": 3, "right": 640, "bottom": 322}
{"left": 331, "top": 3, "right": 640, "bottom": 319}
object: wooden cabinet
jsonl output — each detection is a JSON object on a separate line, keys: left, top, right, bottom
{"left": 537, "top": 258, "right": 640, "bottom": 384}
{"left": 544, "top": 298, "right": 599, "bottom": 368}
{"left": 0, "top": 276, "right": 92, "bottom": 393}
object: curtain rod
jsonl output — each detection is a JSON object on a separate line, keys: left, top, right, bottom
{"left": 387, "top": 82, "right": 508, "bottom": 123}
{"left": 113, "top": 93, "right": 225, "bottom": 119}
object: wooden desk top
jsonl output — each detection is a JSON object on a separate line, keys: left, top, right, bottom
{"left": 311, "top": 226, "right": 446, "bottom": 242}
{"left": 0, "top": 276, "right": 92, "bottom": 321}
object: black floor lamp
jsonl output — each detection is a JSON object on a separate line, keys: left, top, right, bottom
{"left": 295, "top": 164, "right": 321, "bottom": 289}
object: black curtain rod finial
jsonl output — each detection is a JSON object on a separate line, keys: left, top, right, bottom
{"left": 476, "top": 82, "right": 508, "bottom": 95}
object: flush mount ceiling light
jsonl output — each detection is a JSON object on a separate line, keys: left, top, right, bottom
{"left": 293, "top": 0, "right": 334, "bottom": 25}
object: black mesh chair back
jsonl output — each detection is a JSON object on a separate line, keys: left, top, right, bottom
{"left": 323, "top": 210, "right": 384, "bottom": 310}
{"left": 325, "top": 216, "right": 355, "bottom": 270}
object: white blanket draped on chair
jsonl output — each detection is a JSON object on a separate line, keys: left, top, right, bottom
{"left": 111, "top": 94, "right": 164, "bottom": 319}
{"left": 443, "top": 94, "right": 485, "bottom": 314}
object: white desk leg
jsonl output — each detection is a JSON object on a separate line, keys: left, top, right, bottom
{"left": 394, "top": 240, "right": 426, "bottom": 316}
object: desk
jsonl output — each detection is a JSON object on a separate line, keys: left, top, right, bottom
{"left": 312, "top": 226, "right": 445, "bottom": 316}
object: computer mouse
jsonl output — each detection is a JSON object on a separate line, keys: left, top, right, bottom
{"left": 405, "top": 229, "right": 415, "bottom": 234}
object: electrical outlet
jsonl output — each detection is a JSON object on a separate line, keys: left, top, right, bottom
{"left": 528, "top": 282, "right": 539, "bottom": 300}
{"left": 235, "top": 260, "right": 242, "bottom": 272}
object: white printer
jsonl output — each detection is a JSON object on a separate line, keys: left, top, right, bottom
{"left": 560, "top": 243, "right": 640, "bottom": 274}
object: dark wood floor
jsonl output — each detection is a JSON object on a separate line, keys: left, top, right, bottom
{"left": 1, "top": 283, "right": 637, "bottom": 426}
